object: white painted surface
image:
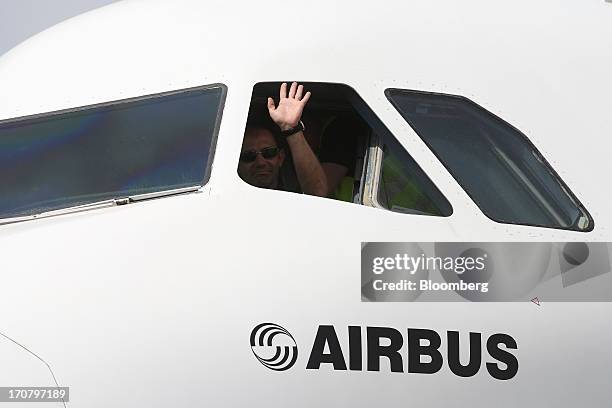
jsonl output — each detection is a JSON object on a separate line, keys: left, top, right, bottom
{"left": 0, "top": 0, "right": 610, "bottom": 406}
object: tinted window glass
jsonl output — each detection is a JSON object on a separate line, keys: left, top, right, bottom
{"left": 378, "top": 133, "right": 452, "bottom": 216}
{"left": 386, "top": 89, "right": 592, "bottom": 231}
{"left": 0, "top": 85, "right": 225, "bottom": 219}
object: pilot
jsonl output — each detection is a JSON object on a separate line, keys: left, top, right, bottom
{"left": 238, "top": 82, "right": 328, "bottom": 197}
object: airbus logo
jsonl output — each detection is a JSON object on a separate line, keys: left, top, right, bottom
{"left": 250, "top": 323, "right": 519, "bottom": 380}
{"left": 250, "top": 323, "right": 298, "bottom": 371}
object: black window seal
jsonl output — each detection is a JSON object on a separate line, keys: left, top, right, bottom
{"left": 385, "top": 88, "right": 594, "bottom": 232}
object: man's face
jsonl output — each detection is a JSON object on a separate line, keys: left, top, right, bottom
{"left": 238, "top": 127, "right": 285, "bottom": 189}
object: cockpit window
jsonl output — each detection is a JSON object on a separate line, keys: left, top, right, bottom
{"left": 241, "top": 82, "right": 452, "bottom": 217}
{"left": 386, "top": 89, "right": 593, "bottom": 231}
{"left": 0, "top": 84, "right": 225, "bottom": 220}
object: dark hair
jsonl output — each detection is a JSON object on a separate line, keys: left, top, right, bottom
{"left": 245, "top": 105, "right": 285, "bottom": 148}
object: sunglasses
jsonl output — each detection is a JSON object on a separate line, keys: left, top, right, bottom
{"left": 239, "top": 146, "right": 281, "bottom": 163}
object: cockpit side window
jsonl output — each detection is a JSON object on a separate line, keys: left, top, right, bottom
{"left": 385, "top": 89, "right": 592, "bottom": 231}
{"left": 0, "top": 84, "right": 226, "bottom": 221}
{"left": 241, "top": 82, "right": 452, "bottom": 217}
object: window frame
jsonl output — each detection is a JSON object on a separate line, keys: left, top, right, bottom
{"left": 0, "top": 83, "right": 227, "bottom": 225}
{"left": 360, "top": 133, "right": 384, "bottom": 208}
{"left": 385, "top": 88, "right": 594, "bottom": 232}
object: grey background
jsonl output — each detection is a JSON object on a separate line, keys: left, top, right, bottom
{"left": 0, "top": 0, "right": 120, "bottom": 58}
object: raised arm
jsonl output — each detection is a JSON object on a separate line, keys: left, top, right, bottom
{"left": 267, "top": 82, "right": 328, "bottom": 197}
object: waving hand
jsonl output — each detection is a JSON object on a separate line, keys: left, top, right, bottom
{"left": 267, "top": 82, "right": 311, "bottom": 131}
